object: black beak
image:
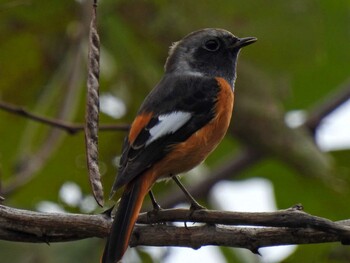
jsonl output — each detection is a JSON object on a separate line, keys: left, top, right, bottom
{"left": 233, "top": 37, "right": 257, "bottom": 49}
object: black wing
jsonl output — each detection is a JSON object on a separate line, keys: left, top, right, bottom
{"left": 111, "top": 74, "right": 220, "bottom": 192}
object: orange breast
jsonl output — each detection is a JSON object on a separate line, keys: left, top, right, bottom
{"left": 146, "top": 77, "right": 234, "bottom": 183}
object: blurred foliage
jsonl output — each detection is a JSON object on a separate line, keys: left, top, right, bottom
{"left": 0, "top": 0, "right": 350, "bottom": 262}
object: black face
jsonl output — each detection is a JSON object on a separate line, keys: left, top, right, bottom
{"left": 164, "top": 29, "right": 255, "bottom": 86}
{"left": 189, "top": 33, "right": 239, "bottom": 84}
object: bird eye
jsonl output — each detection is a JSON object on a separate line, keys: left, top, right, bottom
{"left": 203, "top": 39, "right": 220, "bottom": 51}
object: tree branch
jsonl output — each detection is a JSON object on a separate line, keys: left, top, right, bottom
{"left": 0, "top": 205, "right": 109, "bottom": 242}
{"left": 138, "top": 205, "right": 350, "bottom": 237}
{"left": 1, "top": 204, "right": 350, "bottom": 252}
{"left": 0, "top": 101, "right": 129, "bottom": 134}
{"left": 131, "top": 224, "right": 348, "bottom": 253}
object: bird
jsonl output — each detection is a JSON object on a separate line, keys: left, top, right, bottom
{"left": 102, "top": 28, "right": 256, "bottom": 263}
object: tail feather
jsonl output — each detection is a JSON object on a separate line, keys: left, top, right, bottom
{"left": 102, "top": 176, "right": 150, "bottom": 263}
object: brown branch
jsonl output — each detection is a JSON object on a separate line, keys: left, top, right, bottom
{"left": 0, "top": 101, "right": 81, "bottom": 134}
{"left": 0, "top": 205, "right": 108, "bottom": 242}
{"left": 1, "top": 204, "right": 350, "bottom": 252}
{"left": 0, "top": 101, "right": 129, "bottom": 134}
{"left": 138, "top": 205, "right": 350, "bottom": 236}
{"left": 131, "top": 224, "right": 347, "bottom": 252}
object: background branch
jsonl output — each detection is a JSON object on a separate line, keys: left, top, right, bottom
{"left": 304, "top": 78, "right": 350, "bottom": 134}
{"left": 1, "top": 37, "right": 85, "bottom": 196}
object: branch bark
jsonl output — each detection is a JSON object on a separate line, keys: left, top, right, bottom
{"left": 1, "top": 204, "right": 350, "bottom": 252}
{"left": 131, "top": 224, "right": 348, "bottom": 253}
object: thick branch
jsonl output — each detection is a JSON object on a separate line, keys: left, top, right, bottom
{"left": 1, "top": 204, "right": 350, "bottom": 251}
{"left": 138, "top": 206, "right": 350, "bottom": 237}
{"left": 0, "top": 205, "right": 109, "bottom": 242}
{"left": 131, "top": 224, "right": 347, "bottom": 252}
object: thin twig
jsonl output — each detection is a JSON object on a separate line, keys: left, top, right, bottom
{"left": 0, "top": 101, "right": 129, "bottom": 134}
{"left": 0, "top": 101, "right": 80, "bottom": 134}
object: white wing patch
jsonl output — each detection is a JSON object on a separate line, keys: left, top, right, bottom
{"left": 146, "top": 111, "right": 192, "bottom": 146}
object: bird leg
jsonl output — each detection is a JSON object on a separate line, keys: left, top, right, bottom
{"left": 148, "top": 190, "right": 162, "bottom": 211}
{"left": 172, "top": 175, "right": 206, "bottom": 211}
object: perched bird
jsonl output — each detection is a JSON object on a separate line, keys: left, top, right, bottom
{"left": 102, "top": 28, "right": 256, "bottom": 263}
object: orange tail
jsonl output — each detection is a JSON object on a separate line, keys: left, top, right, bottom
{"left": 102, "top": 176, "right": 151, "bottom": 263}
